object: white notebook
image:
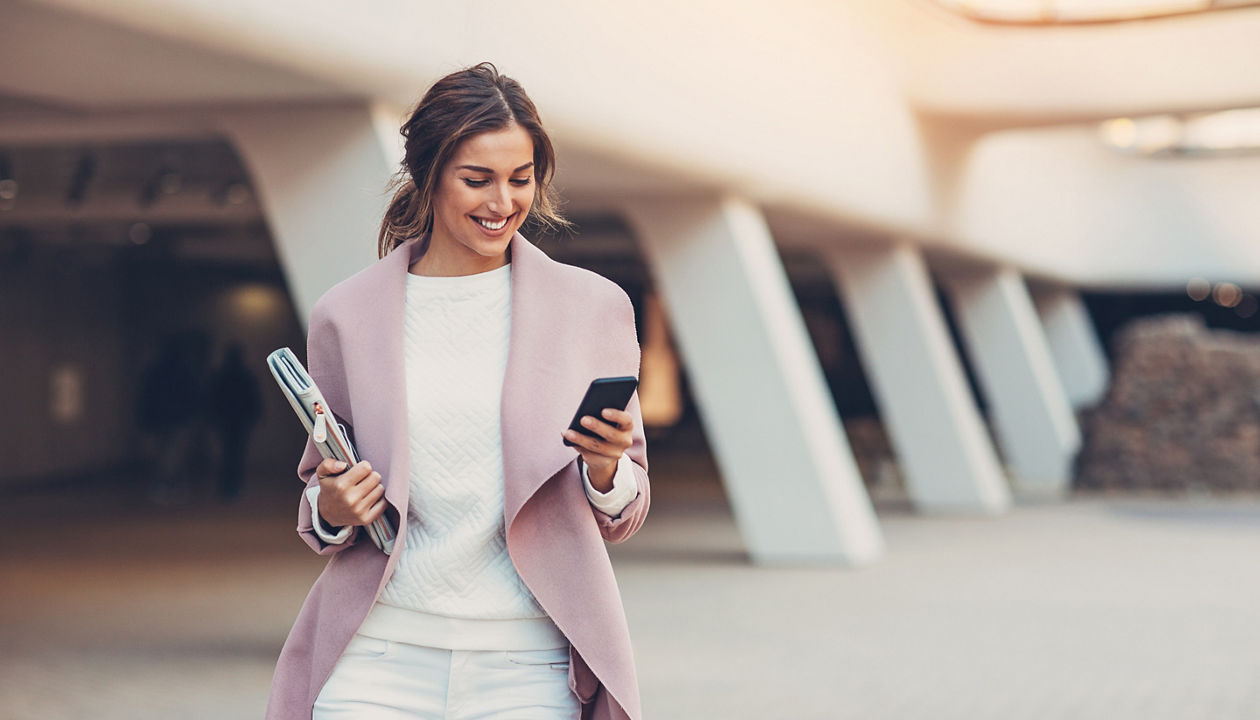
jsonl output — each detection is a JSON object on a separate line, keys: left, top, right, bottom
{"left": 266, "top": 347, "right": 395, "bottom": 554}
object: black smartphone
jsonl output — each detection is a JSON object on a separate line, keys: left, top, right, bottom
{"left": 563, "top": 376, "right": 639, "bottom": 447}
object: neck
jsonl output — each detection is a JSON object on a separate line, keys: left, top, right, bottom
{"left": 410, "top": 237, "right": 510, "bottom": 277}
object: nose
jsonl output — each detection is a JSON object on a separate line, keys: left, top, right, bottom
{"left": 486, "top": 181, "right": 512, "bottom": 216}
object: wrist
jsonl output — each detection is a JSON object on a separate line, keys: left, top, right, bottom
{"left": 316, "top": 510, "right": 344, "bottom": 533}
{"left": 315, "top": 497, "right": 338, "bottom": 530}
{"left": 582, "top": 453, "right": 638, "bottom": 517}
{"left": 584, "top": 459, "right": 616, "bottom": 493}
{"left": 306, "top": 485, "right": 353, "bottom": 544}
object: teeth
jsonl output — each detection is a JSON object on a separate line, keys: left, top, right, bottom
{"left": 474, "top": 216, "right": 508, "bottom": 230}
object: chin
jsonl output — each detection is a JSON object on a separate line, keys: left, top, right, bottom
{"left": 466, "top": 236, "right": 512, "bottom": 259}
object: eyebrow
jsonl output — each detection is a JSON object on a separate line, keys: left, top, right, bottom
{"left": 456, "top": 162, "right": 534, "bottom": 174}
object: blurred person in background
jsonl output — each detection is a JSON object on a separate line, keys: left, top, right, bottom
{"left": 266, "top": 63, "right": 651, "bottom": 720}
{"left": 136, "top": 335, "right": 201, "bottom": 505}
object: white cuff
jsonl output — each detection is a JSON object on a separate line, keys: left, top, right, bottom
{"left": 581, "top": 453, "right": 639, "bottom": 517}
{"left": 306, "top": 485, "right": 354, "bottom": 545}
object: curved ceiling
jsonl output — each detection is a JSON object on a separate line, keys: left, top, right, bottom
{"left": 866, "top": 1, "right": 1260, "bottom": 129}
{"left": 5, "top": 0, "right": 1260, "bottom": 287}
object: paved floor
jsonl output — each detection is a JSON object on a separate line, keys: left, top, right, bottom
{"left": 3, "top": 456, "right": 1260, "bottom": 719}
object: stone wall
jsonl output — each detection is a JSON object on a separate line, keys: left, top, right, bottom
{"left": 1075, "top": 314, "right": 1260, "bottom": 491}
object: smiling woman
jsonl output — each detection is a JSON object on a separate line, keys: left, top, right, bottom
{"left": 377, "top": 62, "right": 568, "bottom": 262}
{"left": 267, "top": 62, "right": 651, "bottom": 720}
{"left": 416, "top": 126, "right": 537, "bottom": 276}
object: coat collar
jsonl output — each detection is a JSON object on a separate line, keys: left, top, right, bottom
{"left": 498, "top": 234, "right": 584, "bottom": 530}
{"left": 365, "top": 233, "right": 579, "bottom": 529}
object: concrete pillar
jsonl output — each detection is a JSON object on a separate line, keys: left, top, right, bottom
{"left": 624, "top": 196, "right": 884, "bottom": 566}
{"left": 1032, "top": 287, "right": 1110, "bottom": 410}
{"left": 825, "top": 244, "right": 1011, "bottom": 513}
{"left": 943, "top": 268, "right": 1081, "bottom": 497}
{"left": 216, "top": 101, "right": 404, "bottom": 324}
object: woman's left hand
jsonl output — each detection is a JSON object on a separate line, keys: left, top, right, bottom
{"left": 563, "top": 408, "right": 634, "bottom": 493}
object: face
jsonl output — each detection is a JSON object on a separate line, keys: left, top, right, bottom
{"left": 426, "top": 123, "right": 536, "bottom": 273}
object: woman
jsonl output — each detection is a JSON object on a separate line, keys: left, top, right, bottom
{"left": 266, "top": 63, "right": 651, "bottom": 720}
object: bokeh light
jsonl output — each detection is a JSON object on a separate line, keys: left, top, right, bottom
{"left": 1213, "top": 282, "right": 1242, "bottom": 307}
{"left": 1185, "top": 277, "right": 1211, "bottom": 301}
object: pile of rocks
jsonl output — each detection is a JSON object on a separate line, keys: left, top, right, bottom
{"left": 1075, "top": 314, "right": 1260, "bottom": 491}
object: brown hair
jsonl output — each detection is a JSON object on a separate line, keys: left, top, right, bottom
{"left": 377, "top": 62, "right": 568, "bottom": 258}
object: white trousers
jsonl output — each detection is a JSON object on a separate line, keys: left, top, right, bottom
{"left": 313, "top": 633, "right": 581, "bottom": 720}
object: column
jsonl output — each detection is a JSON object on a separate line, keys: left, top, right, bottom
{"left": 825, "top": 244, "right": 1011, "bottom": 513}
{"left": 943, "top": 268, "right": 1081, "bottom": 497}
{"left": 624, "top": 196, "right": 884, "bottom": 566}
{"left": 1032, "top": 287, "right": 1110, "bottom": 410}
{"left": 216, "top": 101, "right": 404, "bottom": 324}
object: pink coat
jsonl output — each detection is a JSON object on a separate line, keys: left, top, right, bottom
{"left": 266, "top": 233, "right": 651, "bottom": 720}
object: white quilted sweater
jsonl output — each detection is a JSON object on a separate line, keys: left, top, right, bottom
{"left": 377, "top": 262, "right": 546, "bottom": 622}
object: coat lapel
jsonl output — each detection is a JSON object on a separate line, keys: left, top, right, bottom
{"left": 501, "top": 233, "right": 583, "bottom": 531}
{"left": 345, "top": 241, "right": 418, "bottom": 516}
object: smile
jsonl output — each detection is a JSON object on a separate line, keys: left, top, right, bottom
{"left": 473, "top": 214, "right": 512, "bottom": 231}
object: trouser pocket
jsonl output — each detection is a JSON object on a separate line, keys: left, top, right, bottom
{"left": 504, "top": 646, "right": 571, "bottom": 671}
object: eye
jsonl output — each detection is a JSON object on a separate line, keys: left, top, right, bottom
{"left": 510, "top": 177, "right": 533, "bottom": 187}
{"left": 462, "top": 178, "right": 490, "bottom": 188}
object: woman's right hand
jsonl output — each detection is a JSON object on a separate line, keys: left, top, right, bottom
{"left": 315, "top": 458, "right": 387, "bottom": 529}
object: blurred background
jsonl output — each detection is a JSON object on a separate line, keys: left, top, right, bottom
{"left": 3, "top": 0, "right": 1260, "bottom": 717}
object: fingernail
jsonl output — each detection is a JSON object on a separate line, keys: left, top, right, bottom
{"left": 581, "top": 417, "right": 593, "bottom": 426}
{"left": 334, "top": 461, "right": 347, "bottom": 471}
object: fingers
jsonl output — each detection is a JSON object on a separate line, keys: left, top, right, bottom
{"left": 316, "top": 458, "right": 349, "bottom": 479}
{"left": 564, "top": 423, "right": 630, "bottom": 460}
{"left": 575, "top": 411, "right": 633, "bottom": 446}
{"left": 342, "top": 468, "right": 382, "bottom": 505}
{"left": 362, "top": 497, "right": 388, "bottom": 524}
{"left": 347, "top": 464, "right": 379, "bottom": 490}
{"left": 316, "top": 460, "right": 384, "bottom": 527}
{"left": 599, "top": 408, "right": 634, "bottom": 430}
{"left": 319, "top": 460, "right": 373, "bottom": 487}
{"left": 355, "top": 481, "right": 386, "bottom": 517}
{"left": 566, "top": 428, "right": 610, "bottom": 454}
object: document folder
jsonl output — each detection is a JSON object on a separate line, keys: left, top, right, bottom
{"left": 267, "top": 347, "right": 395, "bottom": 554}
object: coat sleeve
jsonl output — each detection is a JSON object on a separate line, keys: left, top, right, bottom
{"left": 294, "top": 300, "right": 361, "bottom": 556}
{"left": 588, "top": 289, "right": 650, "bottom": 544}
{"left": 589, "top": 391, "right": 651, "bottom": 544}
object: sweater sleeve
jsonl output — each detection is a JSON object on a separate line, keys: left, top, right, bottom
{"left": 579, "top": 453, "right": 639, "bottom": 517}
{"left": 305, "top": 485, "right": 357, "bottom": 544}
